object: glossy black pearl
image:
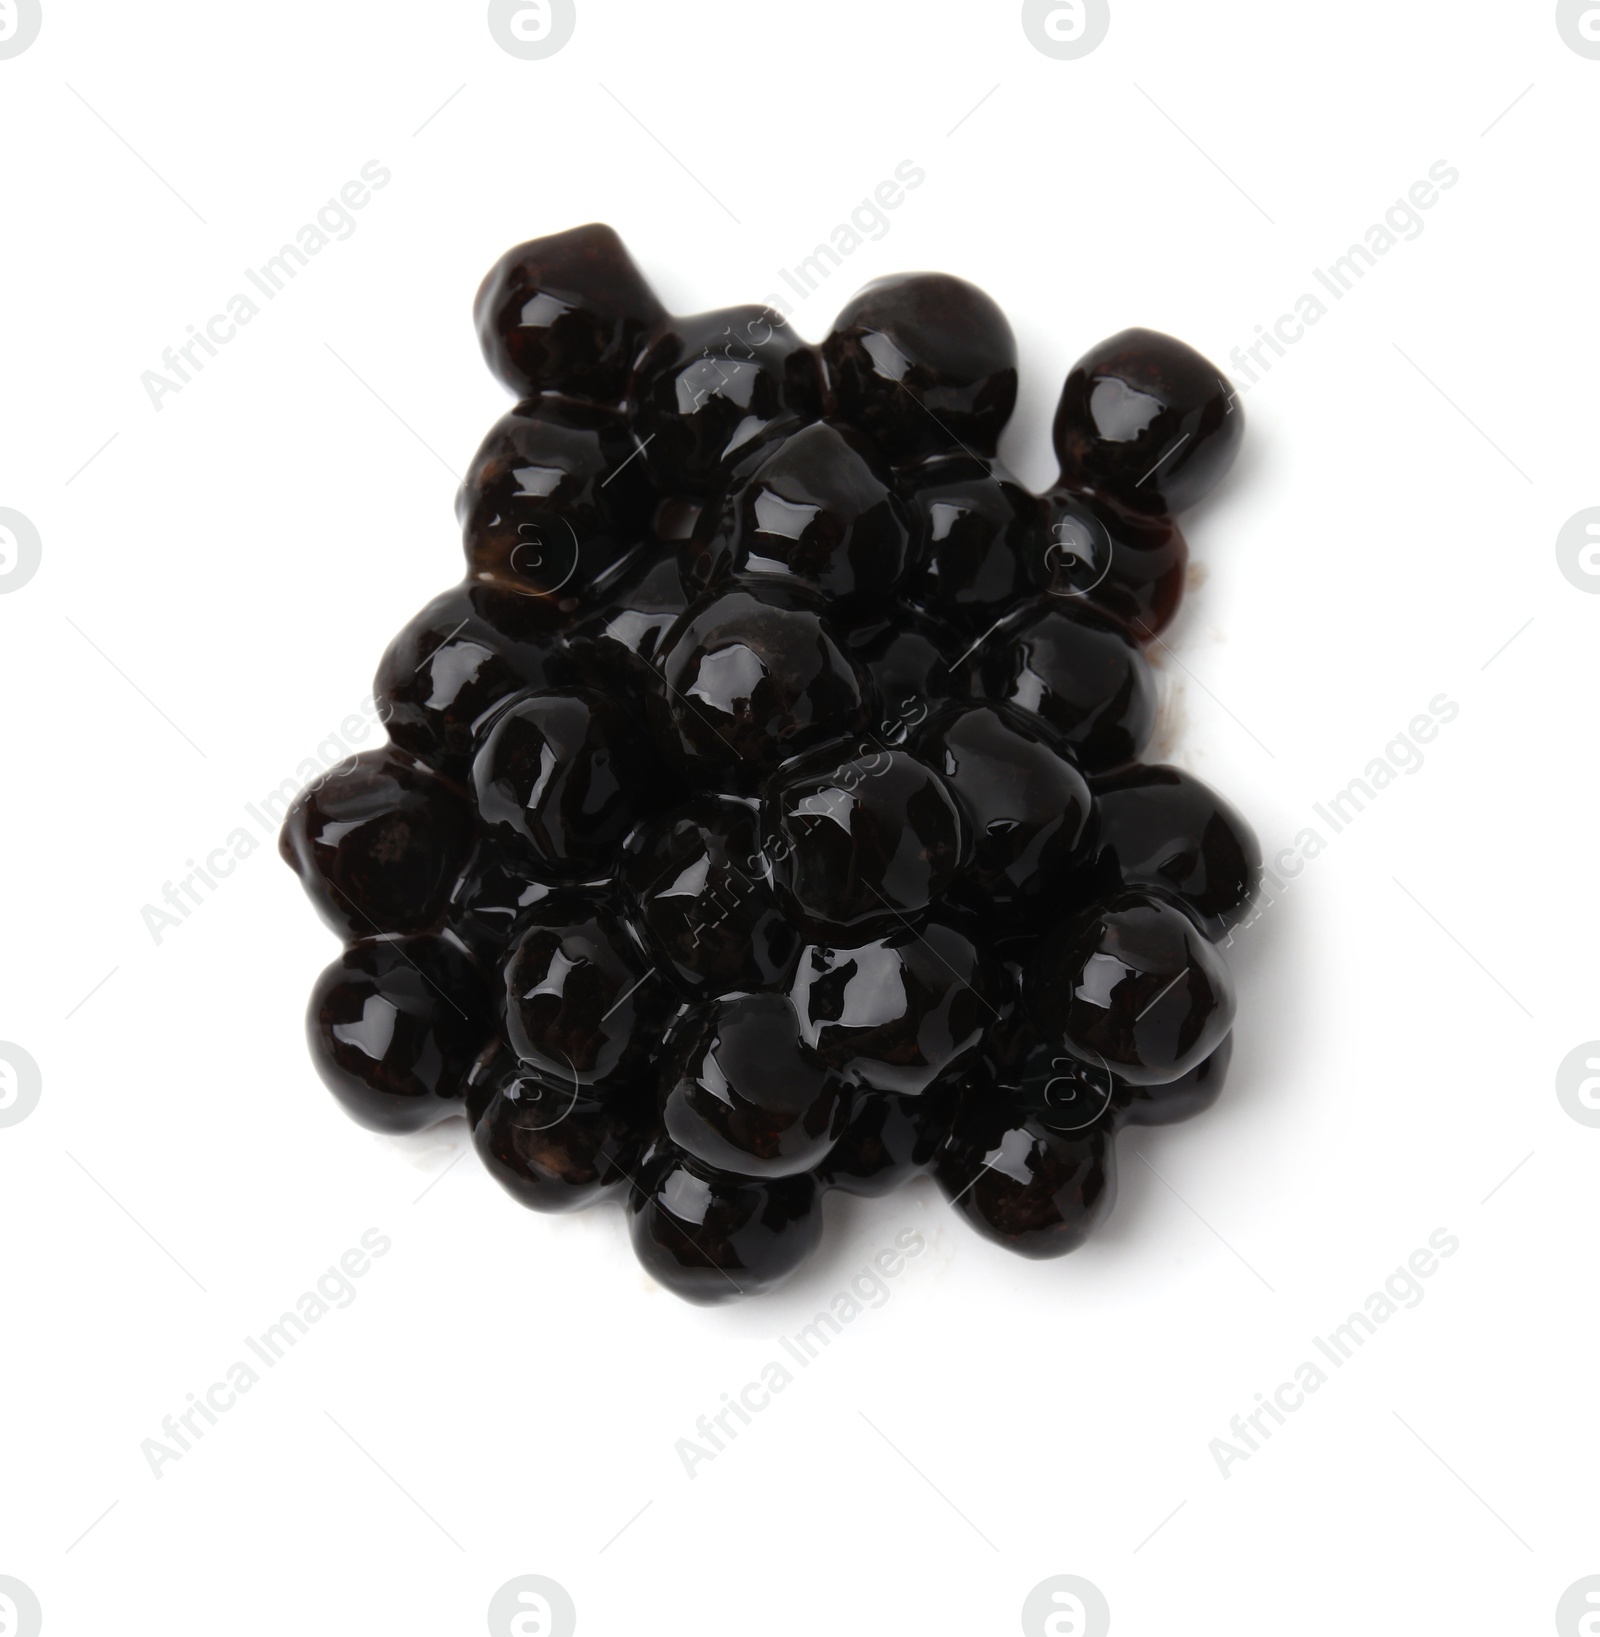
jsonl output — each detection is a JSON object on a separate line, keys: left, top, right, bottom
{"left": 624, "top": 794, "right": 798, "bottom": 993}
{"left": 1026, "top": 891, "right": 1235, "bottom": 1086}
{"left": 474, "top": 222, "right": 668, "bottom": 406}
{"left": 1005, "top": 1028, "right": 1120, "bottom": 1135}
{"left": 468, "top": 1046, "right": 653, "bottom": 1213}
{"left": 676, "top": 417, "right": 808, "bottom": 597}
{"left": 373, "top": 580, "right": 572, "bottom": 777}
{"left": 823, "top": 272, "right": 1018, "bottom": 460}
{"left": 660, "top": 993, "right": 852, "bottom": 1177}
{"left": 632, "top": 306, "right": 823, "bottom": 493}
{"left": 700, "top": 421, "right": 912, "bottom": 617}
{"left": 1053, "top": 328, "right": 1243, "bottom": 515}
{"left": 1033, "top": 485, "right": 1189, "bottom": 643}
{"left": 306, "top": 936, "right": 492, "bottom": 1133}
{"left": 446, "top": 845, "right": 559, "bottom": 968}
{"left": 1085, "top": 764, "right": 1262, "bottom": 940}
{"left": 789, "top": 922, "right": 992, "bottom": 1094}
{"left": 502, "top": 893, "right": 675, "bottom": 1089}
{"left": 915, "top": 703, "right": 1091, "bottom": 920}
{"left": 627, "top": 1143, "right": 823, "bottom": 1304}
{"left": 901, "top": 455, "right": 1041, "bottom": 634}
{"left": 934, "top": 1086, "right": 1117, "bottom": 1258}
{"left": 1116, "top": 1032, "right": 1232, "bottom": 1128}
{"left": 763, "top": 744, "right": 965, "bottom": 940}
{"left": 458, "top": 398, "right": 655, "bottom": 602}
{"left": 817, "top": 1079, "right": 962, "bottom": 1196}
{"left": 279, "top": 749, "right": 475, "bottom": 940}
{"left": 472, "top": 687, "right": 655, "bottom": 880}
{"left": 562, "top": 548, "right": 691, "bottom": 713}
{"left": 976, "top": 598, "right": 1157, "bottom": 773}
{"left": 847, "top": 605, "right": 963, "bottom": 744}
{"left": 650, "top": 583, "right": 871, "bottom": 792}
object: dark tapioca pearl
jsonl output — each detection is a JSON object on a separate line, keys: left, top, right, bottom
{"left": 1083, "top": 764, "right": 1262, "bottom": 941}
{"left": 1009, "top": 1032, "right": 1121, "bottom": 1136}
{"left": 846, "top": 604, "right": 963, "bottom": 744}
{"left": 562, "top": 549, "right": 692, "bottom": 714}
{"left": 702, "top": 421, "right": 912, "bottom": 618}
{"left": 913, "top": 702, "right": 1091, "bottom": 921}
{"left": 660, "top": 992, "right": 852, "bottom": 1178}
{"left": 1116, "top": 1032, "right": 1232, "bottom": 1128}
{"left": 446, "top": 845, "right": 561, "bottom": 969}
{"left": 1025, "top": 890, "right": 1235, "bottom": 1086}
{"left": 823, "top": 272, "right": 1018, "bottom": 461}
{"left": 279, "top": 748, "right": 475, "bottom": 940}
{"left": 472, "top": 687, "right": 656, "bottom": 880}
{"left": 458, "top": 398, "right": 655, "bottom": 602}
{"left": 762, "top": 744, "right": 966, "bottom": 940}
{"left": 632, "top": 305, "right": 824, "bottom": 493}
{"left": 650, "top": 582, "right": 871, "bottom": 793}
{"left": 789, "top": 921, "right": 993, "bottom": 1095}
{"left": 900, "top": 455, "right": 1042, "bottom": 635}
{"left": 469, "top": 1046, "right": 654, "bottom": 1213}
{"left": 502, "top": 893, "right": 676, "bottom": 1089}
{"left": 975, "top": 597, "right": 1157, "bottom": 773}
{"left": 677, "top": 414, "right": 812, "bottom": 598}
{"left": 1033, "top": 485, "right": 1189, "bottom": 643}
{"left": 1052, "top": 328, "right": 1243, "bottom": 515}
{"left": 816, "top": 1077, "right": 963, "bottom": 1196}
{"left": 306, "top": 935, "right": 493, "bottom": 1134}
{"left": 627, "top": 1141, "right": 824, "bottom": 1304}
{"left": 624, "top": 793, "right": 798, "bottom": 993}
{"left": 373, "top": 580, "right": 573, "bottom": 777}
{"left": 474, "top": 223, "right": 668, "bottom": 406}
{"left": 934, "top": 1083, "right": 1118, "bottom": 1259}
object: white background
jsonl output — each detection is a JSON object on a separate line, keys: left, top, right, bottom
{"left": 2, "top": 2, "right": 1597, "bottom": 1633}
